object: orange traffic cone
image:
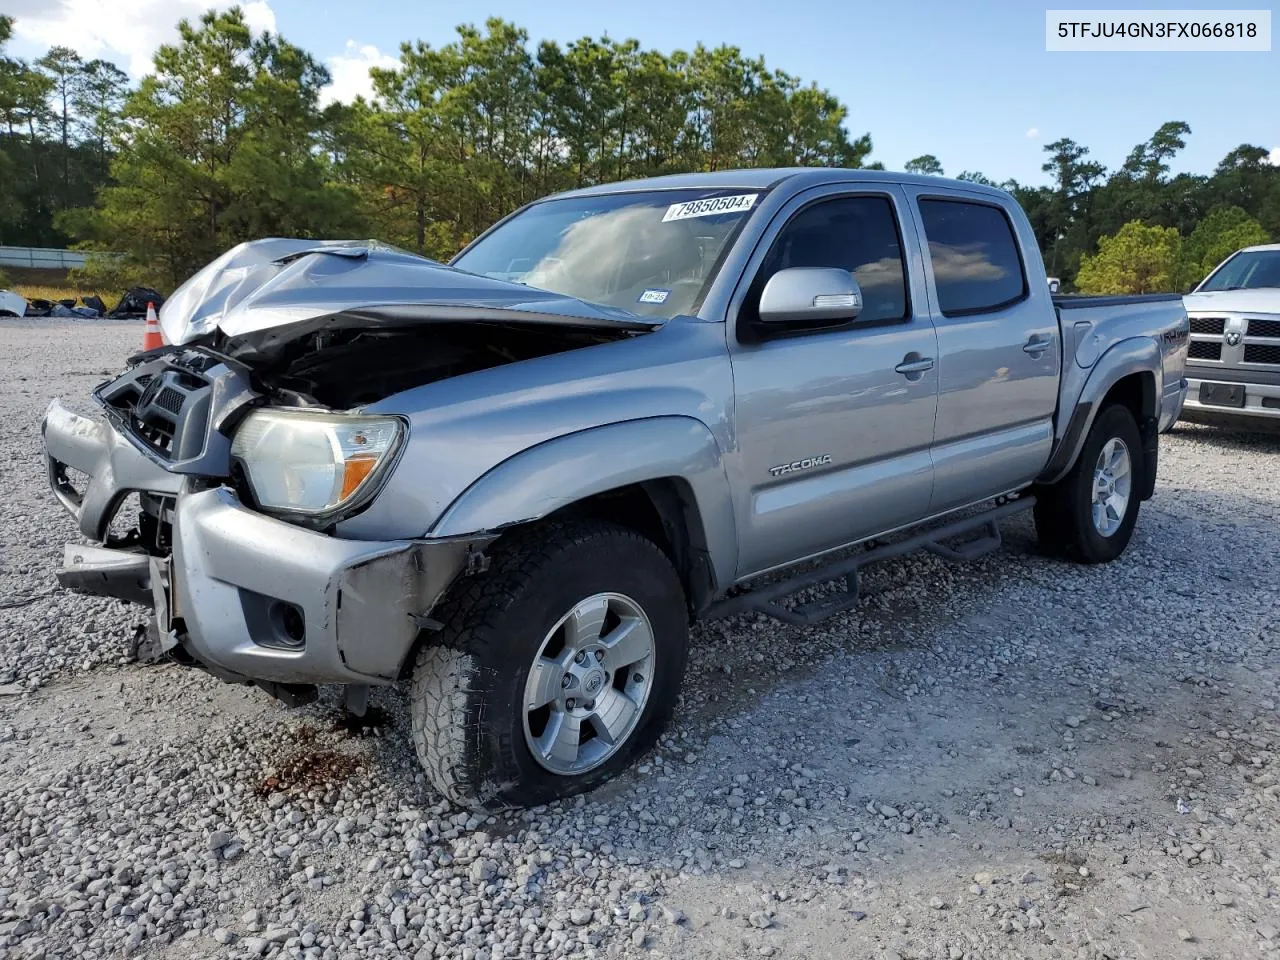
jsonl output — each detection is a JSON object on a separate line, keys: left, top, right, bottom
{"left": 142, "top": 302, "right": 164, "bottom": 351}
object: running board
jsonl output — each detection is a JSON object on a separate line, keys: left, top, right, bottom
{"left": 705, "top": 497, "right": 1035, "bottom": 627}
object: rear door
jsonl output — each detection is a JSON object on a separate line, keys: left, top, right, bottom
{"left": 727, "top": 184, "right": 939, "bottom": 578}
{"left": 903, "top": 190, "right": 1060, "bottom": 512}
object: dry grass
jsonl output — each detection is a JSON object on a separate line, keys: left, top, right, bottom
{"left": 11, "top": 285, "right": 120, "bottom": 311}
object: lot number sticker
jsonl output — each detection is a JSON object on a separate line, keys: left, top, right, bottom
{"left": 662, "top": 193, "right": 759, "bottom": 222}
{"left": 638, "top": 288, "right": 670, "bottom": 304}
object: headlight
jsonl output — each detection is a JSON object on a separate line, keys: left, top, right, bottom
{"left": 230, "top": 410, "right": 404, "bottom": 516}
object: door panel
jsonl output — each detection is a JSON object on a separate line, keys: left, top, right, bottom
{"left": 728, "top": 186, "right": 938, "bottom": 578}
{"left": 906, "top": 192, "right": 1060, "bottom": 512}
{"left": 930, "top": 418, "right": 1053, "bottom": 508}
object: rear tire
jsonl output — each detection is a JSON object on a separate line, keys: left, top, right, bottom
{"left": 409, "top": 520, "right": 688, "bottom": 810}
{"left": 1035, "top": 403, "right": 1143, "bottom": 564}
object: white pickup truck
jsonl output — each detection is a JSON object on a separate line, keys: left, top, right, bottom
{"left": 1181, "top": 243, "right": 1280, "bottom": 426}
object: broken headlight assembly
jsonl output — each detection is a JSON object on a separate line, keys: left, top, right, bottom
{"left": 230, "top": 409, "right": 405, "bottom": 521}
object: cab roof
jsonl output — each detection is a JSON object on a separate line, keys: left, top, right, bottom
{"left": 545, "top": 168, "right": 1012, "bottom": 203}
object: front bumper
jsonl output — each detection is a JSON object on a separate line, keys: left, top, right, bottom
{"left": 43, "top": 400, "right": 182, "bottom": 541}
{"left": 1182, "top": 375, "right": 1280, "bottom": 422}
{"left": 44, "top": 401, "right": 489, "bottom": 686}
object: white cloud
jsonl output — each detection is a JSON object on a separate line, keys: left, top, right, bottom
{"left": 1268, "top": 146, "right": 1280, "bottom": 166}
{"left": 10, "top": 0, "right": 277, "bottom": 77}
{"left": 320, "top": 41, "right": 399, "bottom": 106}
{"left": 240, "top": 1, "right": 277, "bottom": 37}
{"left": 1025, "top": 127, "right": 1040, "bottom": 139}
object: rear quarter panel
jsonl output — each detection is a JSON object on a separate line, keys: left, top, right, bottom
{"left": 1043, "top": 294, "right": 1188, "bottom": 480}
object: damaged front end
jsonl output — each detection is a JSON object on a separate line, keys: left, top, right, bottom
{"left": 45, "top": 375, "right": 494, "bottom": 699}
{"left": 40, "top": 238, "right": 654, "bottom": 703}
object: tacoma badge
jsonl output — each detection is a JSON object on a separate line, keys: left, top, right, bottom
{"left": 769, "top": 455, "right": 832, "bottom": 477}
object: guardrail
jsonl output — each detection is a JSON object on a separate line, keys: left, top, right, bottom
{"left": 0, "top": 246, "right": 119, "bottom": 269}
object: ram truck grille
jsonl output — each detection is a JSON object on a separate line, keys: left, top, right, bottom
{"left": 1246, "top": 318, "right": 1280, "bottom": 339}
{"left": 1244, "top": 344, "right": 1280, "bottom": 365}
{"left": 1189, "top": 316, "right": 1225, "bottom": 335}
{"left": 1188, "top": 341, "right": 1221, "bottom": 361}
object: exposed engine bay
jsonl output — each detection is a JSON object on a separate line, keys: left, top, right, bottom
{"left": 229, "top": 321, "right": 627, "bottom": 408}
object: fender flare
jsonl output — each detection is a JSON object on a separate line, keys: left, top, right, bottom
{"left": 1039, "top": 337, "right": 1159, "bottom": 485}
{"left": 429, "top": 416, "right": 738, "bottom": 593}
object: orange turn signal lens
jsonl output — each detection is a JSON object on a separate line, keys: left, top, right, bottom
{"left": 340, "top": 454, "right": 379, "bottom": 500}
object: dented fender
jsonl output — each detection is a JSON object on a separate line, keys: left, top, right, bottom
{"left": 429, "top": 416, "right": 738, "bottom": 592}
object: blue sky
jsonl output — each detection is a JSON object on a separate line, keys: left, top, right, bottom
{"left": 10, "top": 0, "right": 1278, "bottom": 186}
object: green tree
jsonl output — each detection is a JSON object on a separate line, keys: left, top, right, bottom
{"left": 1041, "top": 138, "right": 1105, "bottom": 278}
{"left": 35, "top": 45, "right": 83, "bottom": 195}
{"left": 0, "top": 21, "right": 55, "bottom": 243}
{"left": 72, "top": 58, "right": 129, "bottom": 175}
{"left": 957, "top": 170, "right": 995, "bottom": 186}
{"left": 1208, "top": 144, "right": 1280, "bottom": 238}
{"left": 1175, "top": 206, "right": 1270, "bottom": 289}
{"left": 1121, "top": 121, "right": 1191, "bottom": 183}
{"left": 1075, "top": 221, "right": 1180, "bottom": 294}
{"left": 76, "top": 7, "right": 363, "bottom": 286}
{"left": 905, "top": 154, "right": 943, "bottom": 176}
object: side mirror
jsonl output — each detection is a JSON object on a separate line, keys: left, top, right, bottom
{"left": 758, "top": 267, "right": 863, "bottom": 325}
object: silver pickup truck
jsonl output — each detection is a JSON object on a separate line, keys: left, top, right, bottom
{"left": 42, "top": 170, "right": 1189, "bottom": 809}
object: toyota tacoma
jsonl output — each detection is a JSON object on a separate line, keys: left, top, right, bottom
{"left": 43, "top": 169, "right": 1189, "bottom": 809}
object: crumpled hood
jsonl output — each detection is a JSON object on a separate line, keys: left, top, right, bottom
{"left": 158, "top": 238, "right": 659, "bottom": 348}
{"left": 1184, "top": 288, "right": 1280, "bottom": 316}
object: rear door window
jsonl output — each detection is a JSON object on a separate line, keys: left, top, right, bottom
{"left": 917, "top": 199, "right": 1027, "bottom": 316}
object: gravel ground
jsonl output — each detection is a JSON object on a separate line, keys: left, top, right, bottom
{"left": 2, "top": 317, "right": 1279, "bottom": 960}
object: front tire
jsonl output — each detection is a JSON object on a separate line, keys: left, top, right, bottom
{"left": 410, "top": 520, "right": 688, "bottom": 810}
{"left": 1035, "top": 403, "right": 1144, "bottom": 564}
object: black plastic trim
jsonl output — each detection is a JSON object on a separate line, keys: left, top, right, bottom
{"left": 1185, "top": 365, "right": 1280, "bottom": 387}
{"left": 1054, "top": 293, "right": 1183, "bottom": 309}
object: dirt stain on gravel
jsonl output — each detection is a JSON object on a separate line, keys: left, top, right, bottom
{"left": 1040, "top": 850, "right": 1100, "bottom": 897}
{"left": 254, "top": 724, "right": 363, "bottom": 796}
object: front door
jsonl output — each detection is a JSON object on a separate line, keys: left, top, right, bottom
{"left": 728, "top": 186, "right": 939, "bottom": 578}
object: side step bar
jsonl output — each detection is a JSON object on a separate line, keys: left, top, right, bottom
{"left": 705, "top": 497, "right": 1035, "bottom": 627}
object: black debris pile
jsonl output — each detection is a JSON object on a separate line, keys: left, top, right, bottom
{"left": 108, "top": 287, "right": 166, "bottom": 318}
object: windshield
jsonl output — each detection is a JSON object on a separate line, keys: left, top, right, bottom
{"left": 1197, "top": 249, "right": 1280, "bottom": 292}
{"left": 452, "top": 189, "right": 764, "bottom": 316}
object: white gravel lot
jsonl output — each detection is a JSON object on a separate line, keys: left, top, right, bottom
{"left": 2, "top": 317, "right": 1279, "bottom": 960}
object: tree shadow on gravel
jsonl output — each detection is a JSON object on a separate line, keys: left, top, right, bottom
{"left": 675, "top": 481, "right": 1280, "bottom": 732}
{"left": 1166, "top": 420, "right": 1280, "bottom": 451}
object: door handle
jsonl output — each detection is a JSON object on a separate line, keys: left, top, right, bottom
{"left": 895, "top": 357, "right": 935, "bottom": 375}
{"left": 1023, "top": 336, "right": 1052, "bottom": 355}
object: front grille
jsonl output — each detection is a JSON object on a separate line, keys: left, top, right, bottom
{"left": 1243, "top": 344, "right": 1280, "bottom": 365}
{"left": 155, "top": 386, "right": 185, "bottom": 415}
{"left": 1246, "top": 318, "right": 1280, "bottom": 339}
{"left": 1188, "top": 341, "right": 1221, "bottom": 361}
{"left": 132, "top": 418, "right": 175, "bottom": 455}
{"left": 97, "top": 357, "right": 213, "bottom": 462}
{"left": 1189, "top": 316, "right": 1225, "bottom": 335}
